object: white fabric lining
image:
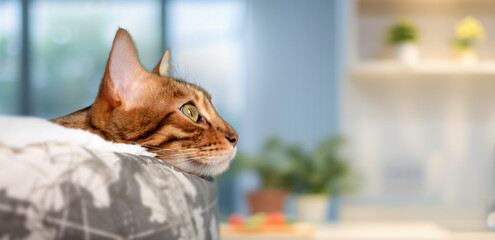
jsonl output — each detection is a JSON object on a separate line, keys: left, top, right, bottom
{"left": 0, "top": 116, "right": 155, "bottom": 157}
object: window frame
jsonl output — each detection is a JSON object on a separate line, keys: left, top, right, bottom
{"left": 16, "top": 0, "right": 167, "bottom": 115}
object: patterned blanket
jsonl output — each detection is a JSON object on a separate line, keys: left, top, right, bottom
{"left": 0, "top": 117, "right": 219, "bottom": 240}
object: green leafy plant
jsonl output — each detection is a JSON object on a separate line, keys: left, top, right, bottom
{"left": 387, "top": 19, "right": 418, "bottom": 45}
{"left": 451, "top": 38, "right": 472, "bottom": 50}
{"left": 238, "top": 138, "right": 298, "bottom": 189}
{"left": 241, "top": 136, "right": 356, "bottom": 195}
{"left": 288, "top": 136, "right": 355, "bottom": 194}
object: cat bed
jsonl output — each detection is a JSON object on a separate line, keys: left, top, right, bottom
{"left": 0, "top": 116, "right": 219, "bottom": 240}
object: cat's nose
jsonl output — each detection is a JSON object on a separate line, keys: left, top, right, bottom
{"left": 225, "top": 131, "right": 238, "bottom": 147}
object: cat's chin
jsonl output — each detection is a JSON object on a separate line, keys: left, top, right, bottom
{"left": 173, "top": 147, "right": 237, "bottom": 176}
{"left": 208, "top": 147, "right": 237, "bottom": 175}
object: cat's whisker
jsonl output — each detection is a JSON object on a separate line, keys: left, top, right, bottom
{"left": 148, "top": 148, "right": 197, "bottom": 152}
{"left": 152, "top": 150, "right": 203, "bottom": 156}
{"left": 155, "top": 152, "right": 207, "bottom": 158}
{"left": 155, "top": 152, "right": 198, "bottom": 157}
{"left": 152, "top": 150, "right": 202, "bottom": 157}
{"left": 143, "top": 145, "right": 204, "bottom": 151}
{"left": 177, "top": 157, "right": 217, "bottom": 167}
{"left": 151, "top": 150, "right": 201, "bottom": 155}
{"left": 158, "top": 155, "right": 205, "bottom": 161}
{"left": 180, "top": 156, "right": 210, "bottom": 161}
{"left": 155, "top": 150, "right": 200, "bottom": 155}
{"left": 157, "top": 151, "right": 211, "bottom": 156}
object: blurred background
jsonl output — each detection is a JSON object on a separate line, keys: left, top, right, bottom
{"left": 2, "top": 0, "right": 495, "bottom": 237}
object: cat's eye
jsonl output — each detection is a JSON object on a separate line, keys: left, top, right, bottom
{"left": 181, "top": 104, "right": 199, "bottom": 122}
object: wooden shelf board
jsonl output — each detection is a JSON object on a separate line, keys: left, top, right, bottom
{"left": 349, "top": 61, "right": 495, "bottom": 79}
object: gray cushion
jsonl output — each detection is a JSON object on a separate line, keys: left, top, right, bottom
{"left": 0, "top": 142, "right": 219, "bottom": 239}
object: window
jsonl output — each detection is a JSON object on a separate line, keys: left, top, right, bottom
{"left": 31, "top": 0, "right": 162, "bottom": 118}
{"left": 0, "top": 1, "right": 21, "bottom": 115}
{"left": 1, "top": 0, "right": 163, "bottom": 118}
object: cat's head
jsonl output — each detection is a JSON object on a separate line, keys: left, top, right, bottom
{"left": 91, "top": 29, "right": 238, "bottom": 176}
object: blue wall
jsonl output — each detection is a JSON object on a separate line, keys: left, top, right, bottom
{"left": 243, "top": 0, "right": 339, "bottom": 151}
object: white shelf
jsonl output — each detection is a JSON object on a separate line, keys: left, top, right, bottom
{"left": 348, "top": 61, "right": 495, "bottom": 79}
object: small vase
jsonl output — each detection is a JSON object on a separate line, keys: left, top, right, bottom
{"left": 296, "top": 194, "right": 330, "bottom": 223}
{"left": 395, "top": 42, "right": 419, "bottom": 65}
{"left": 247, "top": 189, "right": 288, "bottom": 214}
{"left": 457, "top": 48, "right": 477, "bottom": 65}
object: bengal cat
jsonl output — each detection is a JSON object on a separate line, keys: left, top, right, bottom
{"left": 51, "top": 29, "right": 238, "bottom": 176}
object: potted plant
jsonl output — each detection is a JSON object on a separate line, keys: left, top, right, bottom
{"left": 288, "top": 136, "right": 355, "bottom": 223}
{"left": 451, "top": 16, "right": 484, "bottom": 64}
{"left": 241, "top": 138, "right": 295, "bottom": 214}
{"left": 387, "top": 19, "right": 419, "bottom": 65}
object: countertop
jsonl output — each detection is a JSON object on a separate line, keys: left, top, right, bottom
{"left": 220, "top": 221, "right": 495, "bottom": 240}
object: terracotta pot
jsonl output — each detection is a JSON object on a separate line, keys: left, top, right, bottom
{"left": 296, "top": 194, "right": 330, "bottom": 223}
{"left": 247, "top": 189, "right": 288, "bottom": 214}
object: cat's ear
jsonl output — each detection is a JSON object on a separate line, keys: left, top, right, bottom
{"left": 99, "top": 28, "right": 147, "bottom": 108}
{"left": 152, "top": 48, "right": 172, "bottom": 77}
